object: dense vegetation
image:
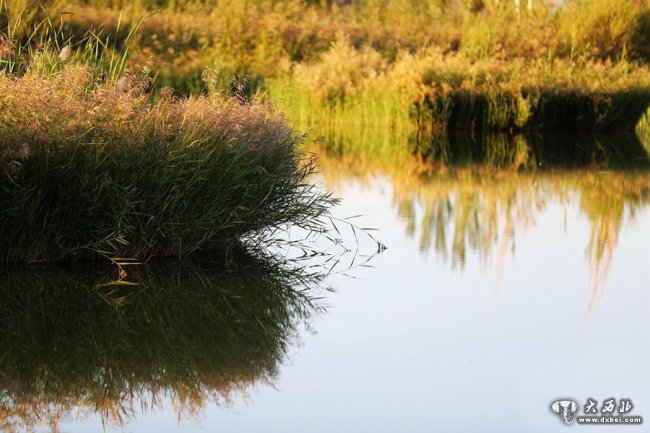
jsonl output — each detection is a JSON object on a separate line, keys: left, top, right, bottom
{"left": 5, "top": 0, "right": 650, "bottom": 86}
{"left": 0, "top": 58, "right": 333, "bottom": 263}
{"left": 1, "top": 0, "right": 649, "bottom": 262}
{"left": 2, "top": 0, "right": 649, "bottom": 132}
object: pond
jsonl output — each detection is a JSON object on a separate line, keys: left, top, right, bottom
{"left": 1, "top": 131, "right": 649, "bottom": 433}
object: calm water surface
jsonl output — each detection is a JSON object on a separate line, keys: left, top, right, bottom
{"left": 3, "top": 133, "right": 649, "bottom": 433}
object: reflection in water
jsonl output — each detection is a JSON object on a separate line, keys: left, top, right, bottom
{"left": 579, "top": 174, "right": 647, "bottom": 314}
{"left": 312, "top": 126, "right": 650, "bottom": 310}
{"left": 0, "top": 250, "right": 325, "bottom": 432}
{"left": 416, "top": 132, "right": 650, "bottom": 169}
{"left": 2, "top": 124, "right": 648, "bottom": 432}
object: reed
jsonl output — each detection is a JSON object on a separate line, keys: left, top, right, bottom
{"left": 3, "top": 1, "right": 650, "bottom": 131}
{"left": 270, "top": 43, "right": 650, "bottom": 133}
{"left": 415, "top": 89, "right": 650, "bottom": 133}
{"left": 4, "top": 0, "right": 648, "bottom": 95}
{"left": 0, "top": 59, "right": 334, "bottom": 264}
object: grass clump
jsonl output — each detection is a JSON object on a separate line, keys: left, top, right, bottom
{"left": 0, "top": 60, "right": 334, "bottom": 264}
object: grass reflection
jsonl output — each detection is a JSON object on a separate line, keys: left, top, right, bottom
{"left": 0, "top": 249, "right": 324, "bottom": 432}
{"left": 311, "top": 126, "right": 650, "bottom": 307}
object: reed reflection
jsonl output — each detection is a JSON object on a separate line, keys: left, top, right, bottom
{"left": 0, "top": 249, "right": 325, "bottom": 432}
{"left": 313, "top": 127, "right": 650, "bottom": 308}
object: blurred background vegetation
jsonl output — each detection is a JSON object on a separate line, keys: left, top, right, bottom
{"left": 1, "top": 2, "right": 648, "bottom": 94}
{"left": 1, "top": 0, "right": 650, "bottom": 136}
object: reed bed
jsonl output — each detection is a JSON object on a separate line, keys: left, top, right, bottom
{"left": 3, "top": 1, "right": 650, "bottom": 132}
{"left": 4, "top": 0, "right": 649, "bottom": 95}
{"left": 269, "top": 42, "right": 650, "bottom": 133}
{"left": 0, "top": 60, "right": 334, "bottom": 264}
{"left": 298, "top": 100, "right": 650, "bottom": 171}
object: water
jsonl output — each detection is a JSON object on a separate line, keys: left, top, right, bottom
{"left": 1, "top": 133, "right": 649, "bottom": 433}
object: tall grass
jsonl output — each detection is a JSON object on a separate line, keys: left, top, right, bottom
{"left": 3, "top": 1, "right": 649, "bottom": 131}
{"left": 269, "top": 41, "right": 650, "bottom": 133}
{"left": 0, "top": 0, "right": 142, "bottom": 83}
{"left": 4, "top": 0, "right": 648, "bottom": 94}
{"left": 306, "top": 121, "right": 649, "bottom": 175}
{"left": 0, "top": 57, "right": 334, "bottom": 263}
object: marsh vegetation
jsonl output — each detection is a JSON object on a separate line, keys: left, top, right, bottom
{"left": 3, "top": 0, "right": 649, "bottom": 132}
{"left": 0, "top": 48, "right": 334, "bottom": 263}
{"left": 0, "top": 1, "right": 649, "bottom": 431}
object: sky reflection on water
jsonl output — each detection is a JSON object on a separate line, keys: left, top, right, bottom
{"left": 202, "top": 168, "right": 649, "bottom": 433}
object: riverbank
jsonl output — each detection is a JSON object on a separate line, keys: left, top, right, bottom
{"left": 267, "top": 43, "right": 650, "bottom": 133}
